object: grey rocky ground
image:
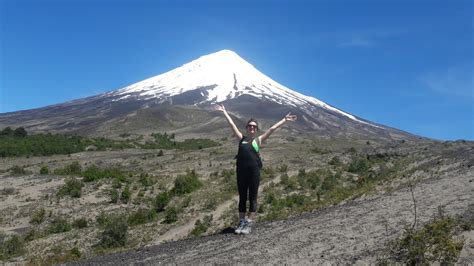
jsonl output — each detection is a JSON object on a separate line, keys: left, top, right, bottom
{"left": 71, "top": 166, "right": 473, "bottom": 265}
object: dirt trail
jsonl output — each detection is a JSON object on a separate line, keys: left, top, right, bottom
{"left": 72, "top": 168, "right": 473, "bottom": 265}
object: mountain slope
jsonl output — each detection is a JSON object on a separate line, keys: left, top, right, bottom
{"left": 71, "top": 166, "right": 473, "bottom": 265}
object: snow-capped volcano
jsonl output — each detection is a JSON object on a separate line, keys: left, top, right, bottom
{"left": 107, "top": 50, "right": 373, "bottom": 127}
{"left": 0, "top": 49, "right": 418, "bottom": 140}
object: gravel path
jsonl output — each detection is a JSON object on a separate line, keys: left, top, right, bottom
{"left": 71, "top": 168, "right": 473, "bottom": 265}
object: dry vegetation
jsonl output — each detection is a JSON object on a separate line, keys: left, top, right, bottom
{"left": 0, "top": 129, "right": 473, "bottom": 264}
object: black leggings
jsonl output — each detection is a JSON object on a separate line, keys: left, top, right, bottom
{"left": 237, "top": 164, "right": 260, "bottom": 213}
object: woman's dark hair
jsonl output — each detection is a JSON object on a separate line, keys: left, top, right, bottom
{"left": 247, "top": 118, "right": 259, "bottom": 129}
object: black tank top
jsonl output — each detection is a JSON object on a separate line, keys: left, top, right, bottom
{"left": 236, "top": 136, "right": 261, "bottom": 168}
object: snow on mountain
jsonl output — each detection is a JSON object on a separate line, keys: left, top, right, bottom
{"left": 106, "top": 50, "right": 379, "bottom": 128}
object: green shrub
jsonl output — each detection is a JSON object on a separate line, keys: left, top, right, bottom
{"left": 97, "top": 214, "right": 128, "bottom": 248}
{"left": 0, "top": 127, "right": 13, "bottom": 136}
{"left": 190, "top": 215, "right": 213, "bottom": 236}
{"left": 388, "top": 215, "right": 464, "bottom": 264}
{"left": 70, "top": 247, "right": 81, "bottom": 258}
{"left": 48, "top": 216, "right": 71, "bottom": 234}
{"left": 24, "top": 228, "right": 39, "bottom": 242}
{"left": 96, "top": 212, "right": 111, "bottom": 227}
{"left": 0, "top": 132, "right": 134, "bottom": 157}
{"left": 109, "top": 189, "right": 119, "bottom": 203}
{"left": 172, "top": 170, "right": 202, "bottom": 195}
{"left": 139, "top": 173, "right": 152, "bottom": 187}
{"left": 163, "top": 207, "right": 178, "bottom": 224}
{"left": 321, "top": 173, "right": 338, "bottom": 192}
{"left": 82, "top": 165, "right": 126, "bottom": 182}
{"left": 30, "top": 208, "right": 46, "bottom": 225}
{"left": 348, "top": 157, "right": 369, "bottom": 173}
{"left": 127, "top": 209, "right": 157, "bottom": 226}
{"left": 121, "top": 186, "right": 131, "bottom": 203}
{"left": 13, "top": 127, "right": 27, "bottom": 138}
{"left": 153, "top": 191, "right": 171, "bottom": 212}
{"left": 66, "top": 161, "right": 82, "bottom": 175}
{"left": 72, "top": 218, "right": 88, "bottom": 229}
{"left": 58, "top": 177, "right": 83, "bottom": 198}
{"left": 0, "top": 234, "right": 25, "bottom": 259}
{"left": 40, "top": 166, "right": 49, "bottom": 175}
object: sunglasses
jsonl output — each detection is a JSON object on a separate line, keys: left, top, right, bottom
{"left": 247, "top": 124, "right": 258, "bottom": 129}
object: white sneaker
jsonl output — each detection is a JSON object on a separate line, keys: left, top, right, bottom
{"left": 234, "top": 219, "right": 246, "bottom": 234}
{"left": 240, "top": 219, "right": 253, "bottom": 235}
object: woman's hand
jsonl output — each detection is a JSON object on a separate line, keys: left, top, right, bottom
{"left": 284, "top": 112, "right": 297, "bottom": 122}
{"left": 215, "top": 104, "right": 226, "bottom": 112}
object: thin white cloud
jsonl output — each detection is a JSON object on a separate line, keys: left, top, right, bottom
{"left": 420, "top": 66, "right": 474, "bottom": 98}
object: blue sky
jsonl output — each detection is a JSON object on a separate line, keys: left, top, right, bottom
{"left": 0, "top": 0, "right": 472, "bottom": 140}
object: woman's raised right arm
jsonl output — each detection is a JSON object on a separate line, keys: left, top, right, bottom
{"left": 215, "top": 104, "right": 243, "bottom": 141}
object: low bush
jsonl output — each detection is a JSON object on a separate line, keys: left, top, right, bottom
{"left": 190, "top": 215, "right": 213, "bottom": 236}
{"left": 0, "top": 234, "right": 25, "bottom": 260}
{"left": 48, "top": 216, "right": 71, "bottom": 234}
{"left": 153, "top": 191, "right": 171, "bottom": 212}
{"left": 82, "top": 165, "right": 126, "bottom": 182}
{"left": 30, "top": 208, "right": 46, "bottom": 225}
{"left": 97, "top": 214, "right": 128, "bottom": 248}
{"left": 172, "top": 170, "right": 202, "bottom": 195}
{"left": 57, "top": 177, "right": 83, "bottom": 198}
{"left": 109, "top": 189, "right": 119, "bottom": 203}
{"left": 121, "top": 186, "right": 131, "bottom": 203}
{"left": 127, "top": 209, "right": 157, "bottom": 226}
{"left": 387, "top": 214, "right": 465, "bottom": 264}
{"left": 72, "top": 218, "right": 88, "bottom": 229}
{"left": 163, "top": 207, "right": 179, "bottom": 224}
{"left": 347, "top": 157, "right": 369, "bottom": 174}
{"left": 54, "top": 161, "right": 82, "bottom": 175}
{"left": 40, "top": 166, "right": 49, "bottom": 175}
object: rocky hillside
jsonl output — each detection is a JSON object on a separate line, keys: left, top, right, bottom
{"left": 1, "top": 133, "right": 472, "bottom": 264}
